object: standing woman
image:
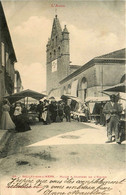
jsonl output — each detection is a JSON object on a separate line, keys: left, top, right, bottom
{"left": 0, "top": 99, "right": 15, "bottom": 130}
{"left": 13, "top": 102, "right": 31, "bottom": 132}
{"left": 42, "top": 100, "right": 51, "bottom": 125}
{"left": 13, "top": 102, "right": 22, "bottom": 131}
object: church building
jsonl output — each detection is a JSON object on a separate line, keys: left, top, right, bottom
{"left": 46, "top": 15, "right": 125, "bottom": 100}
{"left": 60, "top": 48, "right": 125, "bottom": 101}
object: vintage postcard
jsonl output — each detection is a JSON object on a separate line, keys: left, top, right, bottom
{"left": 0, "top": 0, "right": 125, "bottom": 194}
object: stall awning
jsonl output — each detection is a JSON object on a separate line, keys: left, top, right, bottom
{"left": 85, "top": 96, "right": 110, "bottom": 103}
{"left": 4, "top": 89, "right": 46, "bottom": 103}
{"left": 104, "top": 82, "right": 126, "bottom": 93}
{"left": 61, "top": 94, "right": 83, "bottom": 103}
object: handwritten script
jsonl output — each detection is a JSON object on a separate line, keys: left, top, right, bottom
{"left": 7, "top": 176, "right": 126, "bottom": 195}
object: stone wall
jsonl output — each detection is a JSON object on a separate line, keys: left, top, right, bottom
{"left": 95, "top": 63, "right": 125, "bottom": 87}
{"left": 0, "top": 2, "right": 16, "bottom": 125}
{"left": 60, "top": 60, "right": 125, "bottom": 101}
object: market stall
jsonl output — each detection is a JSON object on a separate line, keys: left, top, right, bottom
{"left": 4, "top": 89, "right": 47, "bottom": 124}
{"left": 61, "top": 95, "right": 88, "bottom": 122}
{"left": 85, "top": 96, "right": 110, "bottom": 125}
{"left": 4, "top": 89, "right": 46, "bottom": 104}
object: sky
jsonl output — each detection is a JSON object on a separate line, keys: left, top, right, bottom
{"left": 1, "top": 0, "right": 125, "bottom": 93}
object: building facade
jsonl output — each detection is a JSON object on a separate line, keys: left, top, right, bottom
{"left": 46, "top": 16, "right": 125, "bottom": 101}
{"left": 0, "top": 2, "right": 17, "bottom": 119}
{"left": 60, "top": 49, "right": 125, "bottom": 101}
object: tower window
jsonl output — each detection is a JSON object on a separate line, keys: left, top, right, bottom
{"left": 56, "top": 36, "right": 57, "bottom": 45}
{"left": 50, "top": 52, "right": 52, "bottom": 59}
{"left": 54, "top": 50, "right": 56, "bottom": 58}
{"left": 52, "top": 39, "right": 54, "bottom": 47}
{"left": 58, "top": 47, "right": 61, "bottom": 56}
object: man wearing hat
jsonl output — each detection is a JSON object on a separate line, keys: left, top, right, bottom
{"left": 36, "top": 101, "right": 43, "bottom": 122}
{"left": 103, "top": 94, "right": 123, "bottom": 144}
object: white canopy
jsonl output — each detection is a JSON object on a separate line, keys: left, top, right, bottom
{"left": 85, "top": 96, "right": 110, "bottom": 103}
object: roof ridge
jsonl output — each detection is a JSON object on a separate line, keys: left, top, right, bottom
{"left": 95, "top": 48, "right": 125, "bottom": 59}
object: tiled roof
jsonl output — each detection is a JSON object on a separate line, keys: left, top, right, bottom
{"left": 60, "top": 48, "right": 126, "bottom": 84}
{"left": 95, "top": 48, "right": 125, "bottom": 59}
{"left": 69, "top": 65, "right": 81, "bottom": 69}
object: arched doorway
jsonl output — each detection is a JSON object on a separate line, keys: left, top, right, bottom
{"left": 80, "top": 77, "right": 87, "bottom": 101}
{"left": 63, "top": 86, "right": 67, "bottom": 95}
{"left": 77, "top": 82, "right": 79, "bottom": 97}
{"left": 67, "top": 84, "right": 71, "bottom": 94}
{"left": 71, "top": 80, "right": 78, "bottom": 97}
{"left": 120, "top": 74, "right": 126, "bottom": 83}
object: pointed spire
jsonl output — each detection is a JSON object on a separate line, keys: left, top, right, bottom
{"left": 62, "top": 25, "right": 69, "bottom": 40}
{"left": 63, "top": 25, "right": 69, "bottom": 33}
{"left": 51, "top": 15, "right": 62, "bottom": 37}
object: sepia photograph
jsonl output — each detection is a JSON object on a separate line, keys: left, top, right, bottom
{"left": 0, "top": 0, "right": 126, "bottom": 194}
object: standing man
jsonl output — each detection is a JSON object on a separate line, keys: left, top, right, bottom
{"left": 64, "top": 99, "right": 71, "bottom": 122}
{"left": 103, "top": 94, "right": 123, "bottom": 144}
{"left": 36, "top": 101, "right": 43, "bottom": 122}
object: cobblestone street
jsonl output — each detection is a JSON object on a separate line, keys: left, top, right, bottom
{"left": 0, "top": 121, "right": 125, "bottom": 178}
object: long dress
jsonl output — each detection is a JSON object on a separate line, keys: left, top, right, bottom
{"left": 41, "top": 103, "right": 51, "bottom": 124}
{"left": 13, "top": 106, "right": 31, "bottom": 132}
{"left": 1, "top": 104, "right": 15, "bottom": 130}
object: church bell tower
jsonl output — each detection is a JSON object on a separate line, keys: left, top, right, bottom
{"left": 46, "top": 15, "right": 70, "bottom": 96}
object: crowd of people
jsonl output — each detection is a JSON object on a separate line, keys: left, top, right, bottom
{"left": 0, "top": 99, "right": 31, "bottom": 132}
{"left": 0, "top": 98, "right": 73, "bottom": 131}
{"left": 35, "top": 98, "right": 94, "bottom": 124}
{"left": 0, "top": 94, "right": 125, "bottom": 144}
{"left": 36, "top": 99, "right": 71, "bottom": 124}
{"left": 35, "top": 95, "right": 125, "bottom": 144}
